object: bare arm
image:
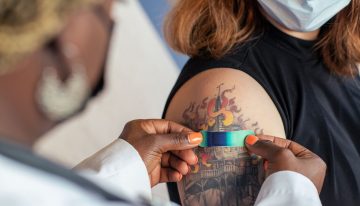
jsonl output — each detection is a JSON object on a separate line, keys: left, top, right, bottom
{"left": 165, "top": 68, "right": 285, "bottom": 206}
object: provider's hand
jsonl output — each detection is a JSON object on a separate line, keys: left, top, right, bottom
{"left": 120, "top": 119, "right": 203, "bottom": 187}
{"left": 245, "top": 135, "right": 326, "bottom": 193}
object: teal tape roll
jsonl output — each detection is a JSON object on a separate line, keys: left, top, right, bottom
{"left": 199, "top": 130, "right": 255, "bottom": 147}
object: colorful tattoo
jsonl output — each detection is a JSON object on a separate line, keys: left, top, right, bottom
{"left": 179, "top": 84, "right": 265, "bottom": 206}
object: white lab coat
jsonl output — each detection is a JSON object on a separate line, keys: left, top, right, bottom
{"left": 0, "top": 139, "right": 321, "bottom": 205}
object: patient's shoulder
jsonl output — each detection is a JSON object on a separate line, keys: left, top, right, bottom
{"left": 165, "top": 68, "right": 286, "bottom": 138}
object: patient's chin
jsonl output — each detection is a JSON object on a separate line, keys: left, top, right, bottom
{"left": 178, "top": 147, "right": 265, "bottom": 206}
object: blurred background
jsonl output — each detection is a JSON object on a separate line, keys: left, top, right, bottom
{"left": 34, "top": 0, "right": 185, "bottom": 201}
{"left": 138, "top": 0, "right": 188, "bottom": 68}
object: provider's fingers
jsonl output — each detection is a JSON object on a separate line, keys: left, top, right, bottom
{"left": 161, "top": 152, "right": 171, "bottom": 167}
{"left": 171, "top": 149, "right": 198, "bottom": 165}
{"left": 245, "top": 135, "right": 291, "bottom": 161}
{"left": 153, "top": 132, "right": 203, "bottom": 153}
{"left": 159, "top": 168, "right": 183, "bottom": 183}
{"left": 169, "top": 155, "right": 190, "bottom": 175}
{"left": 147, "top": 119, "right": 193, "bottom": 134}
{"left": 257, "top": 135, "right": 290, "bottom": 148}
{"left": 257, "top": 135, "right": 313, "bottom": 157}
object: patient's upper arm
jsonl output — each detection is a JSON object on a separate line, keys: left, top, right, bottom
{"left": 166, "top": 68, "right": 285, "bottom": 137}
{"left": 165, "top": 68, "right": 286, "bottom": 205}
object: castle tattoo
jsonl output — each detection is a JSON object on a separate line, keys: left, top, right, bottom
{"left": 179, "top": 84, "right": 265, "bottom": 206}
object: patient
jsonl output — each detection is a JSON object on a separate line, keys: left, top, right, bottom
{"left": 163, "top": 0, "right": 360, "bottom": 206}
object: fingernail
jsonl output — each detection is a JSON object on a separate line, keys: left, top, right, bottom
{"left": 246, "top": 135, "right": 259, "bottom": 145}
{"left": 188, "top": 132, "right": 203, "bottom": 145}
{"left": 264, "top": 160, "right": 269, "bottom": 171}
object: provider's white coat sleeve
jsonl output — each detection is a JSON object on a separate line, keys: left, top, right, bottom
{"left": 74, "top": 139, "right": 152, "bottom": 201}
{"left": 255, "top": 171, "right": 322, "bottom": 206}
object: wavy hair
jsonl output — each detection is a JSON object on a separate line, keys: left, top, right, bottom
{"left": 164, "top": 0, "right": 360, "bottom": 76}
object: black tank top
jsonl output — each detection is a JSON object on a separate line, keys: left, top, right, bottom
{"left": 163, "top": 22, "right": 360, "bottom": 206}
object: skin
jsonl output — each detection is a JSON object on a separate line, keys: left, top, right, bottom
{"left": 0, "top": 1, "right": 201, "bottom": 188}
{"left": 165, "top": 5, "right": 323, "bottom": 206}
{"left": 119, "top": 119, "right": 202, "bottom": 187}
{"left": 0, "top": 1, "right": 113, "bottom": 146}
{"left": 245, "top": 135, "right": 326, "bottom": 193}
{"left": 166, "top": 71, "right": 286, "bottom": 205}
{"left": 76, "top": 119, "right": 204, "bottom": 187}
{"left": 0, "top": 3, "right": 320, "bottom": 147}
{"left": 0, "top": 0, "right": 326, "bottom": 194}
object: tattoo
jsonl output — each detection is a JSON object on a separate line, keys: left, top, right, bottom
{"left": 179, "top": 84, "right": 265, "bottom": 206}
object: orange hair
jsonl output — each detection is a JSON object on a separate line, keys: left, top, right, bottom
{"left": 164, "top": 0, "right": 360, "bottom": 76}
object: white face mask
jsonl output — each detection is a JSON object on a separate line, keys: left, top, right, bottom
{"left": 258, "top": 0, "right": 351, "bottom": 32}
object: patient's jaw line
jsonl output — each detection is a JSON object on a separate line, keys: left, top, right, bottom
{"left": 179, "top": 84, "right": 265, "bottom": 206}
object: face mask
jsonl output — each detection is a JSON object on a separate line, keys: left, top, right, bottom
{"left": 258, "top": 0, "right": 351, "bottom": 32}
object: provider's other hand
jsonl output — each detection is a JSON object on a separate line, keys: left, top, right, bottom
{"left": 120, "top": 119, "right": 202, "bottom": 187}
{"left": 245, "top": 135, "right": 326, "bottom": 193}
